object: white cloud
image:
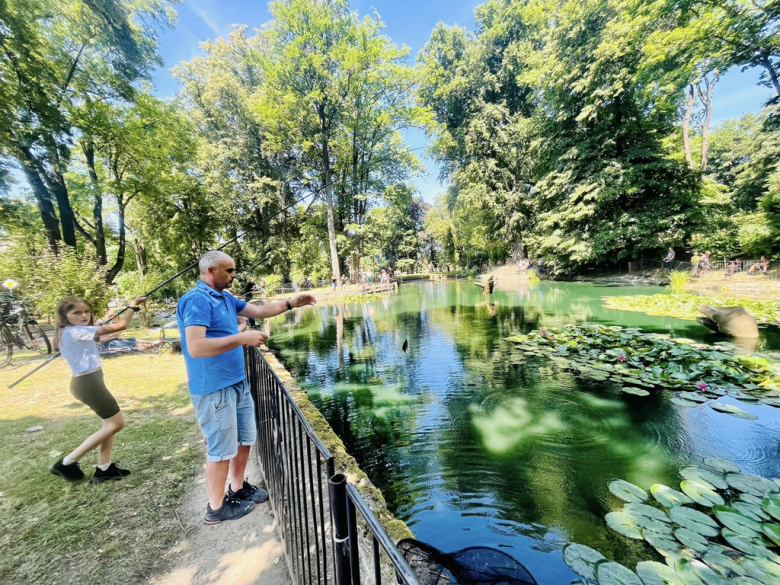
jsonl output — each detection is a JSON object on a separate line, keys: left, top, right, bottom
{"left": 188, "top": 3, "right": 224, "bottom": 38}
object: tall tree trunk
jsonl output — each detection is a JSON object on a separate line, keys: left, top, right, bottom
{"left": 760, "top": 55, "right": 780, "bottom": 97}
{"left": 683, "top": 84, "right": 695, "bottom": 170}
{"left": 106, "top": 197, "right": 127, "bottom": 284}
{"left": 18, "top": 152, "right": 61, "bottom": 250}
{"left": 50, "top": 167, "right": 77, "bottom": 248}
{"left": 132, "top": 237, "right": 148, "bottom": 276}
{"left": 83, "top": 140, "right": 107, "bottom": 265}
{"left": 318, "top": 109, "right": 341, "bottom": 289}
{"left": 697, "top": 71, "right": 719, "bottom": 172}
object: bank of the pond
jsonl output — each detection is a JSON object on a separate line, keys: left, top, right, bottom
{"left": 265, "top": 281, "right": 780, "bottom": 585}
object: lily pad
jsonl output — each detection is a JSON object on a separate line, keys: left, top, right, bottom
{"left": 562, "top": 543, "right": 606, "bottom": 581}
{"left": 563, "top": 542, "right": 605, "bottom": 581}
{"left": 681, "top": 480, "right": 725, "bottom": 507}
{"left": 609, "top": 479, "right": 649, "bottom": 503}
{"left": 732, "top": 501, "right": 769, "bottom": 522}
{"left": 680, "top": 466, "right": 728, "bottom": 490}
{"left": 636, "top": 561, "right": 677, "bottom": 585}
{"left": 673, "top": 527, "right": 709, "bottom": 554}
{"left": 622, "top": 386, "right": 650, "bottom": 397}
{"left": 704, "top": 457, "right": 742, "bottom": 473}
{"left": 709, "top": 403, "right": 758, "bottom": 420}
{"left": 722, "top": 530, "right": 780, "bottom": 563}
{"left": 643, "top": 532, "right": 680, "bottom": 557}
{"left": 728, "top": 474, "right": 778, "bottom": 497}
{"left": 742, "top": 557, "right": 780, "bottom": 584}
{"left": 651, "top": 484, "right": 693, "bottom": 508}
{"left": 702, "top": 547, "right": 748, "bottom": 579}
{"left": 606, "top": 511, "right": 643, "bottom": 540}
{"left": 713, "top": 506, "right": 763, "bottom": 537}
{"left": 625, "top": 503, "right": 672, "bottom": 525}
{"left": 668, "top": 506, "right": 719, "bottom": 537}
{"left": 761, "top": 523, "right": 780, "bottom": 547}
{"left": 678, "top": 391, "right": 708, "bottom": 403}
{"left": 595, "top": 561, "right": 643, "bottom": 585}
{"left": 763, "top": 496, "right": 780, "bottom": 521}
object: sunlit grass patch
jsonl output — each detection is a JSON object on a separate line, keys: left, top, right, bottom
{"left": 0, "top": 353, "right": 202, "bottom": 584}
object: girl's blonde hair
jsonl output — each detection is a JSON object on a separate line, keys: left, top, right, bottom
{"left": 54, "top": 296, "right": 93, "bottom": 350}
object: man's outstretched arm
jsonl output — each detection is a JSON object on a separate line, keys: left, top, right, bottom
{"left": 239, "top": 294, "right": 316, "bottom": 320}
{"left": 185, "top": 326, "right": 267, "bottom": 358}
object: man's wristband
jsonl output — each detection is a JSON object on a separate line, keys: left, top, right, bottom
{"left": 286, "top": 300, "right": 293, "bottom": 312}
{"left": 128, "top": 305, "right": 141, "bottom": 313}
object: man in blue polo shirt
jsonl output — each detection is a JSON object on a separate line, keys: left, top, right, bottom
{"left": 177, "top": 250, "right": 316, "bottom": 524}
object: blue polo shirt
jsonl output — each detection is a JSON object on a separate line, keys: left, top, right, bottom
{"left": 176, "top": 280, "right": 248, "bottom": 395}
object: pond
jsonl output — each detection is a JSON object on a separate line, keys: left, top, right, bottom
{"left": 266, "top": 281, "right": 780, "bottom": 584}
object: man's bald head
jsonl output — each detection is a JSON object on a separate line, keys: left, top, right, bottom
{"left": 199, "top": 251, "right": 236, "bottom": 292}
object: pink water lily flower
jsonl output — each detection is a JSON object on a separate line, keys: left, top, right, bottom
{"left": 618, "top": 355, "right": 626, "bottom": 362}
{"left": 540, "top": 329, "right": 547, "bottom": 336}
{"left": 697, "top": 382, "right": 708, "bottom": 390}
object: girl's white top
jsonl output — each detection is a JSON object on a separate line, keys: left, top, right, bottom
{"left": 60, "top": 326, "right": 102, "bottom": 375}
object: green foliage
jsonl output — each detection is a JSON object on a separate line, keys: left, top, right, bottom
{"left": 507, "top": 324, "right": 780, "bottom": 398}
{"left": 668, "top": 270, "right": 690, "bottom": 292}
{"left": 25, "top": 248, "right": 111, "bottom": 320}
{"left": 602, "top": 293, "right": 780, "bottom": 326}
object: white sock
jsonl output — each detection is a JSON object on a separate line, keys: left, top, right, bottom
{"left": 63, "top": 456, "right": 76, "bottom": 465}
{"left": 97, "top": 462, "right": 111, "bottom": 471}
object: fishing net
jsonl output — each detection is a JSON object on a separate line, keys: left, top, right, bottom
{"left": 397, "top": 538, "right": 538, "bottom": 585}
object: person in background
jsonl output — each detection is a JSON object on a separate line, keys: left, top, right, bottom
{"left": 691, "top": 251, "right": 700, "bottom": 276}
{"left": 663, "top": 247, "right": 676, "bottom": 270}
{"left": 49, "top": 295, "right": 147, "bottom": 483}
{"left": 241, "top": 279, "right": 259, "bottom": 329}
{"left": 699, "top": 251, "right": 712, "bottom": 276}
{"left": 537, "top": 258, "right": 543, "bottom": 274}
{"left": 331, "top": 273, "right": 337, "bottom": 290}
{"left": 748, "top": 256, "right": 770, "bottom": 274}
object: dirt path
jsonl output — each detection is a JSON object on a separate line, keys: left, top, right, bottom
{"left": 148, "top": 455, "right": 290, "bottom": 585}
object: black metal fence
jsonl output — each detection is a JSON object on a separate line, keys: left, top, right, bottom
{"left": 245, "top": 347, "right": 421, "bottom": 585}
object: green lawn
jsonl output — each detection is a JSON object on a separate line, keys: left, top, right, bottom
{"left": 0, "top": 352, "right": 203, "bottom": 584}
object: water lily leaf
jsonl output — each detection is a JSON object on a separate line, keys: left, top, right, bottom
{"left": 672, "top": 397, "right": 699, "bottom": 408}
{"left": 668, "top": 506, "right": 719, "bottom": 537}
{"left": 728, "top": 474, "right": 778, "bottom": 497}
{"left": 709, "top": 403, "right": 758, "bottom": 420}
{"left": 678, "top": 391, "right": 708, "bottom": 403}
{"left": 652, "top": 484, "right": 693, "bottom": 508}
{"left": 763, "top": 496, "right": 780, "bottom": 521}
{"left": 702, "top": 547, "right": 748, "bottom": 579}
{"left": 703, "top": 457, "right": 741, "bottom": 474}
{"left": 690, "top": 559, "right": 732, "bottom": 585}
{"left": 643, "top": 531, "right": 680, "bottom": 557}
{"left": 722, "top": 530, "right": 780, "bottom": 563}
{"left": 606, "top": 511, "right": 643, "bottom": 540}
{"left": 673, "top": 558, "right": 707, "bottom": 584}
{"left": 742, "top": 557, "right": 780, "bottom": 585}
{"left": 761, "top": 523, "right": 780, "bottom": 547}
{"left": 609, "top": 479, "right": 649, "bottom": 503}
{"left": 681, "top": 480, "right": 725, "bottom": 507}
{"left": 622, "top": 386, "right": 651, "bottom": 397}
{"left": 713, "top": 506, "right": 762, "bottom": 536}
{"left": 595, "top": 560, "right": 643, "bottom": 585}
{"left": 674, "top": 527, "right": 709, "bottom": 554}
{"left": 680, "top": 466, "right": 728, "bottom": 490}
{"left": 732, "top": 501, "right": 769, "bottom": 522}
{"left": 636, "top": 561, "right": 678, "bottom": 585}
{"left": 562, "top": 543, "right": 606, "bottom": 581}
{"left": 625, "top": 502, "right": 672, "bottom": 523}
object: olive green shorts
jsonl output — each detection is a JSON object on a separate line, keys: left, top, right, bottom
{"left": 70, "top": 369, "right": 120, "bottom": 420}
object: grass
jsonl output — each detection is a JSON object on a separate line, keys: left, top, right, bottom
{"left": 0, "top": 352, "right": 203, "bottom": 584}
{"left": 667, "top": 269, "right": 690, "bottom": 292}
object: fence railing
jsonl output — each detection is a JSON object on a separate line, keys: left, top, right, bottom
{"left": 628, "top": 258, "right": 777, "bottom": 281}
{"left": 245, "top": 347, "right": 421, "bottom": 585}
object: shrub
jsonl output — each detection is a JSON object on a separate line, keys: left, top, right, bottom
{"left": 668, "top": 269, "right": 690, "bottom": 292}
{"left": 26, "top": 248, "right": 111, "bottom": 320}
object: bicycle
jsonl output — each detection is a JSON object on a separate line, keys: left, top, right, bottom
{"left": 0, "top": 293, "right": 52, "bottom": 366}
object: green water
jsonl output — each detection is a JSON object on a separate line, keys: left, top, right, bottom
{"left": 266, "top": 281, "right": 780, "bottom": 584}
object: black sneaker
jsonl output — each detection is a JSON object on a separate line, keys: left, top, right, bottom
{"left": 49, "top": 458, "right": 85, "bottom": 482}
{"left": 91, "top": 462, "right": 131, "bottom": 483}
{"left": 204, "top": 495, "right": 256, "bottom": 525}
{"left": 228, "top": 480, "right": 269, "bottom": 504}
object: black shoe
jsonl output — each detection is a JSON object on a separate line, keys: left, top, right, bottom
{"left": 91, "top": 462, "right": 131, "bottom": 483}
{"left": 228, "top": 480, "right": 269, "bottom": 504}
{"left": 204, "top": 495, "right": 256, "bottom": 525}
{"left": 49, "top": 458, "right": 85, "bottom": 482}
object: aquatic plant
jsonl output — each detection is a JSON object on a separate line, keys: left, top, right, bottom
{"left": 602, "top": 294, "right": 780, "bottom": 326}
{"left": 506, "top": 325, "right": 780, "bottom": 415}
{"left": 668, "top": 270, "right": 690, "bottom": 293}
{"left": 528, "top": 271, "right": 541, "bottom": 284}
{"left": 563, "top": 460, "right": 780, "bottom": 585}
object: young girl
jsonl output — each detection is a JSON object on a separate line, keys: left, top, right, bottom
{"left": 49, "top": 295, "right": 146, "bottom": 482}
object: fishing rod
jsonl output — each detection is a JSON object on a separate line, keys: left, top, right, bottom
{"left": 8, "top": 180, "right": 338, "bottom": 389}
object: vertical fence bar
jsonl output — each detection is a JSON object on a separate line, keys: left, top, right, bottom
{"left": 307, "top": 438, "right": 323, "bottom": 585}
{"left": 372, "top": 537, "right": 381, "bottom": 585}
{"left": 347, "top": 495, "right": 361, "bottom": 585}
{"left": 329, "top": 474, "right": 351, "bottom": 585}
{"left": 318, "top": 455, "right": 330, "bottom": 585}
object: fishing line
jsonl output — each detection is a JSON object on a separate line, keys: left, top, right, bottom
{"left": 8, "top": 179, "right": 340, "bottom": 388}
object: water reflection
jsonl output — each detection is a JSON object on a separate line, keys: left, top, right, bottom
{"left": 267, "top": 282, "right": 780, "bottom": 584}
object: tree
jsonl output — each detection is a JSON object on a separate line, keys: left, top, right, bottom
{"left": 0, "top": 0, "right": 175, "bottom": 249}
